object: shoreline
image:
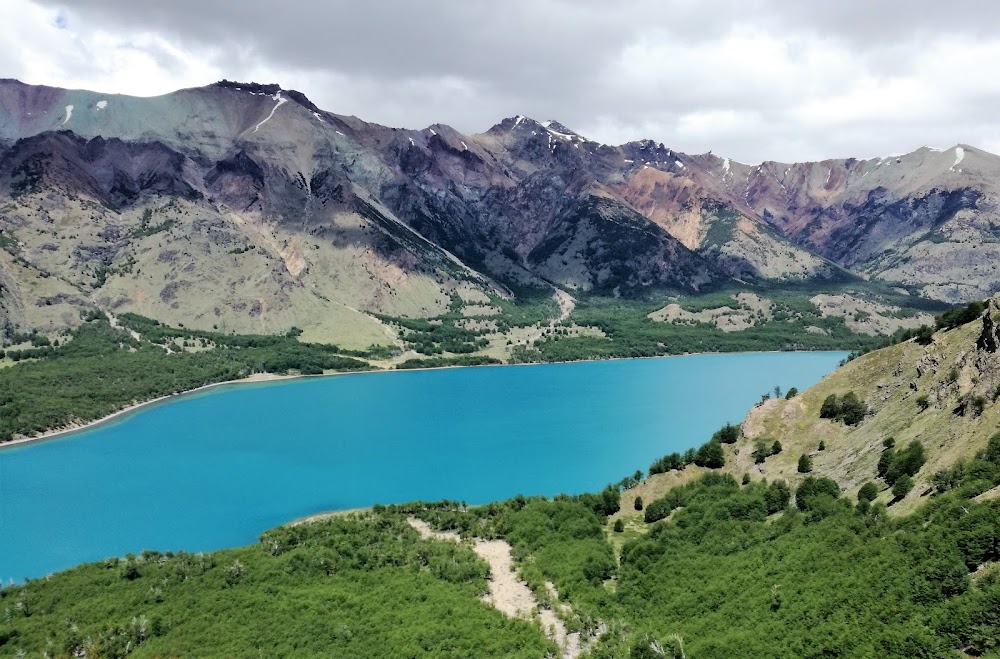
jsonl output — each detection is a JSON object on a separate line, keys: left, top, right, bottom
{"left": 0, "top": 348, "right": 846, "bottom": 451}
{"left": 287, "top": 507, "right": 374, "bottom": 526}
{"left": 0, "top": 369, "right": 374, "bottom": 451}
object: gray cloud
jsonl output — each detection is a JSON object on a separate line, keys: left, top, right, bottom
{"left": 13, "top": 0, "right": 1000, "bottom": 161}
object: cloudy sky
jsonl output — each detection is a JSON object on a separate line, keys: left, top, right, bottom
{"left": 3, "top": 0, "right": 999, "bottom": 162}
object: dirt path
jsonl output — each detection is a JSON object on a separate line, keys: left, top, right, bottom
{"left": 104, "top": 311, "right": 141, "bottom": 342}
{"left": 408, "top": 518, "right": 462, "bottom": 543}
{"left": 553, "top": 288, "right": 575, "bottom": 323}
{"left": 407, "top": 518, "right": 587, "bottom": 658}
{"left": 520, "top": 287, "right": 577, "bottom": 347}
{"left": 472, "top": 539, "right": 540, "bottom": 618}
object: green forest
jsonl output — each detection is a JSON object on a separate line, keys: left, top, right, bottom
{"left": 0, "top": 515, "right": 553, "bottom": 658}
{"left": 374, "top": 282, "right": 950, "bottom": 365}
{"left": 0, "top": 314, "right": 371, "bottom": 441}
{"left": 509, "top": 287, "right": 944, "bottom": 363}
{"left": 4, "top": 435, "right": 999, "bottom": 657}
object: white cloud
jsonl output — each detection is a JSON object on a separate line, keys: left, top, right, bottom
{"left": 3, "top": 0, "right": 1000, "bottom": 163}
{"left": 0, "top": 0, "right": 222, "bottom": 95}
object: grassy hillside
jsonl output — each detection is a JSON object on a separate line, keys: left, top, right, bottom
{"left": 728, "top": 298, "right": 1000, "bottom": 514}
{"left": 615, "top": 299, "right": 1000, "bottom": 518}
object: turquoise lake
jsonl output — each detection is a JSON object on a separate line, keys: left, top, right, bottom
{"left": 0, "top": 352, "right": 845, "bottom": 581}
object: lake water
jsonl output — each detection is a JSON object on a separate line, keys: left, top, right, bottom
{"left": 0, "top": 352, "right": 845, "bottom": 581}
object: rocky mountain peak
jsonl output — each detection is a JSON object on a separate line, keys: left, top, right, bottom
{"left": 484, "top": 116, "right": 590, "bottom": 144}
{"left": 540, "top": 120, "right": 581, "bottom": 137}
{"left": 213, "top": 80, "right": 283, "bottom": 95}
{"left": 621, "top": 138, "right": 675, "bottom": 164}
{"left": 210, "top": 80, "right": 322, "bottom": 114}
{"left": 486, "top": 115, "right": 541, "bottom": 134}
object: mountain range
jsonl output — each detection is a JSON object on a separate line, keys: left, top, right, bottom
{"left": 0, "top": 79, "right": 997, "bottom": 345}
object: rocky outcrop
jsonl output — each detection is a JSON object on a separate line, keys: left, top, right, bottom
{"left": 977, "top": 296, "right": 1000, "bottom": 353}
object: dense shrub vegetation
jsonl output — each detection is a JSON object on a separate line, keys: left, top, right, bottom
{"left": 648, "top": 423, "right": 734, "bottom": 475}
{"left": 711, "top": 423, "right": 740, "bottom": 444}
{"left": 0, "top": 515, "right": 552, "bottom": 658}
{"left": 615, "top": 471, "right": 1000, "bottom": 658}
{"left": 379, "top": 293, "right": 538, "bottom": 356}
{"left": 752, "top": 438, "right": 783, "bottom": 464}
{"left": 932, "top": 434, "right": 1000, "bottom": 497}
{"left": 877, "top": 440, "right": 927, "bottom": 487}
{"left": 818, "top": 391, "right": 867, "bottom": 425}
{"left": 395, "top": 355, "right": 502, "bottom": 370}
{"left": 936, "top": 300, "right": 988, "bottom": 331}
{"left": 391, "top": 316, "right": 489, "bottom": 355}
{"left": 512, "top": 293, "right": 883, "bottom": 363}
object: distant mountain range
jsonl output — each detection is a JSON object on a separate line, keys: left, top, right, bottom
{"left": 0, "top": 79, "right": 996, "bottom": 343}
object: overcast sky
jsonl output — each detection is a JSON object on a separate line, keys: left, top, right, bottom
{"left": 3, "top": 0, "right": 999, "bottom": 162}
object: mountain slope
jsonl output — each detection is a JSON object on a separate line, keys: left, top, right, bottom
{"left": 606, "top": 297, "right": 1000, "bottom": 526}
{"left": 717, "top": 146, "right": 1000, "bottom": 302}
{"left": 474, "top": 118, "right": 835, "bottom": 284}
{"left": 0, "top": 138, "right": 456, "bottom": 347}
{"left": 1, "top": 78, "right": 999, "bottom": 344}
{"left": 0, "top": 80, "right": 723, "bottom": 344}
{"left": 736, "top": 297, "right": 1000, "bottom": 512}
{"left": 0, "top": 83, "right": 500, "bottom": 345}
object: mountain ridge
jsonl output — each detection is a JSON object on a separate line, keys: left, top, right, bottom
{"left": 0, "top": 78, "right": 998, "bottom": 346}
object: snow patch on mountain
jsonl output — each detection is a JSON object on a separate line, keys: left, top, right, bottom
{"left": 95, "top": 100, "right": 107, "bottom": 110}
{"left": 540, "top": 120, "right": 582, "bottom": 142}
{"left": 950, "top": 146, "right": 965, "bottom": 171}
{"left": 252, "top": 92, "right": 287, "bottom": 133}
{"left": 61, "top": 105, "right": 73, "bottom": 125}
